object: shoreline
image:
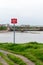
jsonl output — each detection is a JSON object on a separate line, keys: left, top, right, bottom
{"left": 0, "top": 30, "right": 43, "bottom": 34}
{"left": 0, "top": 30, "right": 9, "bottom": 33}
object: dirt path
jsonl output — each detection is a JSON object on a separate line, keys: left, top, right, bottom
{"left": 14, "top": 54, "right": 35, "bottom": 65}
{"left": 0, "top": 50, "right": 35, "bottom": 65}
{"left": 0, "top": 56, "right": 8, "bottom": 65}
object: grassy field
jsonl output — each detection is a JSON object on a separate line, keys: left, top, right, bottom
{"left": 0, "top": 63, "right": 3, "bottom": 65}
{"left": 7, "top": 54, "right": 26, "bottom": 65}
{"left": 0, "top": 52, "right": 14, "bottom": 65}
{"left": 0, "top": 42, "right": 43, "bottom": 65}
{"left": 0, "top": 52, "right": 26, "bottom": 65}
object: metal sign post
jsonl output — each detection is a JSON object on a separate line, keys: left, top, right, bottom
{"left": 14, "top": 24, "right": 15, "bottom": 43}
{"left": 11, "top": 18, "right": 17, "bottom": 43}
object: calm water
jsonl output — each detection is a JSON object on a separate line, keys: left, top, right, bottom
{"left": 0, "top": 31, "right": 43, "bottom": 43}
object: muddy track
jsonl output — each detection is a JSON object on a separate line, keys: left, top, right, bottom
{"left": 0, "top": 56, "right": 8, "bottom": 65}
{"left": 0, "top": 50, "right": 35, "bottom": 65}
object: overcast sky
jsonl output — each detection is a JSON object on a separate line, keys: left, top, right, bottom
{"left": 0, "top": 0, "right": 43, "bottom": 25}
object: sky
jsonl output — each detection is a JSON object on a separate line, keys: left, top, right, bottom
{"left": 0, "top": 0, "right": 43, "bottom": 26}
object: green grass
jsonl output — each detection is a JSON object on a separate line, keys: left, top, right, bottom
{"left": 0, "top": 63, "right": 3, "bottom": 65}
{"left": 0, "top": 52, "right": 3, "bottom": 65}
{"left": 0, "top": 52, "right": 14, "bottom": 65}
{"left": 7, "top": 54, "right": 26, "bottom": 65}
{"left": 0, "top": 52, "right": 26, "bottom": 65}
{"left": 0, "top": 42, "right": 43, "bottom": 65}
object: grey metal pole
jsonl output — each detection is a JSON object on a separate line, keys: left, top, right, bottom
{"left": 14, "top": 24, "right": 15, "bottom": 43}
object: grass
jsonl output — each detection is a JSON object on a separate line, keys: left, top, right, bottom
{"left": 0, "top": 63, "right": 3, "bottom": 65}
{"left": 7, "top": 54, "right": 26, "bottom": 65}
{"left": 0, "top": 52, "right": 14, "bottom": 65}
{"left": 0, "top": 42, "right": 43, "bottom": 65}
{"left": 0, "top": 52, "right": 26, "bottom": 65}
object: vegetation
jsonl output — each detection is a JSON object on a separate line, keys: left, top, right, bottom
{"left": 0, "top": 42, "right": 43, "bottom": 65}
{"left": 0, "top": 51, "right": 26, "bottom": 65}
{"left": 7, "top": 54, "right": 26, "bottom": 65}
{"left": 0, "top": 63, "right": 3, "bottom": 65}
{"left": 0, "top": 26, "right": 7, "bottom": 30}
{"left": 0, "top": 52, "right": 14, "bottom": 65}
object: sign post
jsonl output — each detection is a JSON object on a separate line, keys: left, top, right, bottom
{"left": 14, "top": 24, "right": 15, "bottom": 43}
{"left": 11, "top": 18, "right": 17, "bottom": 43}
